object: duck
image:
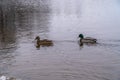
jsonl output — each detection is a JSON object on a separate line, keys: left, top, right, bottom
{"left": 35, "top": 36, "right": 53, "bottom": 47}
{"left": 78, "top": 34, "right": 97, "bottom": 43}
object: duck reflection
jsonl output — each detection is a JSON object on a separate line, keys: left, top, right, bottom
{"left": 79, "top": 41, "right": 97, "bottom": 48}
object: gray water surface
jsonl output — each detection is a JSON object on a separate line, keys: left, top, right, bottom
{"left": 0, "top": 0, "right": 120, "bottom": 80}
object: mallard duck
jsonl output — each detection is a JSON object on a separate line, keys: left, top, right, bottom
{"left": 35, "top": 36, "right": 53, "bottom": 47}
{"left": 78, "top": 34, "right": 97, "bottom": 43}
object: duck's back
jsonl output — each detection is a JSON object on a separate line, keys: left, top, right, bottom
{"left": 39, "top": 39, "right": 53, "bottom": 45}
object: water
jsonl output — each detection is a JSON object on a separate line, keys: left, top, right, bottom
{"left": 0, "top": 0, "right": 120, "bottom": 80}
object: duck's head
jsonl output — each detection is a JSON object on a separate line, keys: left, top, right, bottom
{"left": 79, "top": 34, "right": 84, "bottom": 39}
{"left": 35, "top": 36, "right": 40, "bottom": 40}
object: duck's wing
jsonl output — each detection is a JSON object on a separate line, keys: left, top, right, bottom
{"left": 40, "top": 39, "right": 53, "bottom": 45}
{"left": 81, "top": 37, "right": 97, "bottom": 43}
{"left": 42, "top": 39, "right": 52, "bottom": 42}
{"left": 85, "top": 37, "right": 97, "bottom": 41}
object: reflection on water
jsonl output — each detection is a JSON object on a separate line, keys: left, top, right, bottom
{"left": 15, "top": 7, "right": 51, "bottom": 43}
{"left": 0, "top": 6, "right": 17, "bottom": 52}
{"left": 0, "top": 0, "right": 120, "bottom": 80}
{"left": 0, "top": 0, "right": 51, "bottom": 78}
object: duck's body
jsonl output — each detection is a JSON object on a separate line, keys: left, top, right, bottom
{"left": 35, "top": 36, "right": 53, "bottom": 47}
{"left": 80, "top": 37, "right": 97, "bottom": 43}
{"left": 79, "top": 34, "right": 97, "bottom": 43}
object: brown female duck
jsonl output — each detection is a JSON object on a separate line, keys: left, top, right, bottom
{"left": 35, "top": 36, "right": 53, "bottom": 47}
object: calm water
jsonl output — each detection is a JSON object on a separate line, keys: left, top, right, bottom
{"left": 0, "top": 0, "right": 120, "bottom": 80}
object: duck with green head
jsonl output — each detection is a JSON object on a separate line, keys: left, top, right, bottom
{"left": 79, "top": 34, "right": 97, "bottom": 43}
